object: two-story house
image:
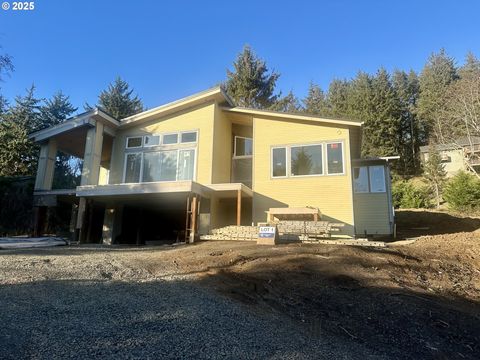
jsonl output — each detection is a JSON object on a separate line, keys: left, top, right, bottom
{"left": 29, "top": 87, "right": 395, "bottom": 244}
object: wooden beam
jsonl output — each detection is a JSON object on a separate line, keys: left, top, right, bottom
{"left": 190, "top": 195, "right": 198, "bottom": 243}
{"left": 236, "top": 189, "right": 242, "bottom": 226}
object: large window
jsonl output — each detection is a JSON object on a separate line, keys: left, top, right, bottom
{"left": 272, "top": 141, "right": 344, "bottom": 178}
{"left": 123, "top": 130, "right": 198, "bottom": 183}
{"left": 291, "top": 144, "right": 323, "bottom": 176}
{"left": 124, "top": 153, "right": 142, "bottom": 183}
{"left": 272, "top": 147, "right": 287, "bottom": 177}
{"left": 234, "top": 136, "right": 253, "bottom": 157}
{"left": 353, "top": 165, "right": 386, "bottom": 193}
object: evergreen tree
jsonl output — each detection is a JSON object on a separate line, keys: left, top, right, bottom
{"left": 40, "top": 91, "right": 77, "bottom": 128}
{"left": 424, "top": 144, "right": 447, "bottom": 208}
{"left": 393, "top": 69, "right": 421, "bottom": 174}
{"left": 39, "top": 92, "right": 80, "bottom": 189}
{"left": 326, "top": 79, "right": 352, "bottom": 118}
{"left": 0, "top": 86, "right": 42, "bottom": 176}
{"left": 269, "top": 91, "right": 301, "bottom": 113}
{"left": 303, "top": 82, "right": 329, "bottom": 116}
{"left": 360, "top": 69, "right": 402, "bottom": 159}
{"left": 88, "top": 77, "right": 143, "bottom": 119}
{"left": 225, "top": 45, "right": 280, "bottom": 109}
{"left": 417, "top": 49, "right": 458, "bottom": 143}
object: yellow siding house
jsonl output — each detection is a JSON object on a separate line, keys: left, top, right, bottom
{"left": 29, "top": 87, "right": 395, "bottom": 244}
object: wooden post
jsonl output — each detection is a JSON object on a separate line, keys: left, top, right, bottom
{"left": 32, "top": 206, "right": 47, "bottom": 237}
{"left": 190, "top": 195, "right": 198, "bottom": 243}
{"left": 236, "top": 189, "right": 242, "bottom": 226}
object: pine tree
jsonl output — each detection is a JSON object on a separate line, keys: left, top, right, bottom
{"left": 89, "top": 77, "right": 143, "bottom": 119}
{"left": 360, "top": 69, "right": 402, "bottom": 159}
{"left": 269, "top": 91, "right": 301, "bottom": 113}
{"left": 417, "top": 49, "right": 458, "bottom": 143}
{"left": 40, "top": 91, "right": 77, "bottom": 128}
{"left": 303, "top": 82, "right": 329, "bottom": 116}
{"left": 225, "top": 45, "right": 280, "bottom": 109}
{"left": 326, "top": 79, "right": 352, "bottom": 118}
{"left": 393, "top": 69, "right": 421, "bottom": 174}
{"left": 39, "top": 92, "right": 80, "bottom": 189}
{"left": 424, "top": 144, "right": 446, "bottom": 208}
{"left": 0, "top": 86, "right": 42, "bottom": 176}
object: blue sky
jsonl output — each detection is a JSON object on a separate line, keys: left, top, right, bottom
{"left": 0, "top": 0, "right": 479, "bottom": 112}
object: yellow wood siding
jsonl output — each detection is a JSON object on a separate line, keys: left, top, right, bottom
{"left": 252, "top": 116, "right": 355, "bottom": 236}
{"left": 211, "top": 104, "right": 232, "bottom": 183}
{"left": 109, "top": 102, "right": 215, "bottom": 185}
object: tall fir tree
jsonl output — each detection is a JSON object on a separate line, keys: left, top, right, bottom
{"left": 392, "top": 69, "right": 421, "bottom": 174}
{"left": 326, "top": 79, "right": 352, "bottom": 118}
{"left": 225, "top": 45, "right": 280, "bottom": 109}
{"left": 303, "top": 82, "right": 329, "bottom": 116}
{"left": 0, "top": 86, "right": 42, "bottom": 176}
{"left": 89, "top": 77, "right": 143, "bottom": 119}
{"left": 269, "top": 91, "right": 301, "bottom": 113}
{"left": 358, "top": 69, "right": 402, "bottom": 159}
{"left": 417, "top": 49, "right": 458, "bottom": 143}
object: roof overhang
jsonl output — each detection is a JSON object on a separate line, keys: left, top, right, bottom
{"left": 29, "top": 108, "right": 119, "bottom": 143}
{"left": 120, "top": 86, "right": 234, "bottom": 128}
{"left": 205, "top": 183, "right": 253, "bottom": 198}
{"left": 222, "top": 107, "right": 363, "bottom": 127}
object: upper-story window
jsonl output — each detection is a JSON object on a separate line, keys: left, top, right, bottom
{"left": 234, "top": 136, "right": 253, "bottom": 157}
{"left": 126, "top": 136, "right": 143, "bottom": 148}
{"left": 272, "top": 141, "right": 344, "bottom": 178}
{"left": 123, "top": 130, "right": 198, "bottom": 183}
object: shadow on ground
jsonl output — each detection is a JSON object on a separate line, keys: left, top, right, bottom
{"left": 395, "top": 209, "right": 480, "bottom": 238}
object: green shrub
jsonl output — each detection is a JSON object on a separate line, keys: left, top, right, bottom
{"left": 392, "top": 180, "right": 431, "bottom": 209}
{"left": 443, "top": 172, "right": 480, "bottom": 212}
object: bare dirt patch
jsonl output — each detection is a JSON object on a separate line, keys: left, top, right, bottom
{"left": 1, "top": 210, "right": 479, "bottom": 359}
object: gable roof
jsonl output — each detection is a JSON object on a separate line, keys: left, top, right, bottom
{"left": 119, "top": 86, "right": 234, "bottom": 127}
{"left": 222, "top": 107, "right": 363, "bottom": 127}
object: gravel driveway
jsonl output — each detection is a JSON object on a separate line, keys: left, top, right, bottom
{"left": 0, "top": 246, "right": 381, "bottom": 359}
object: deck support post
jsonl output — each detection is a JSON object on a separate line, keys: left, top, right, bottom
{"left": 32, "top": 206, "right": 47, "bottom": 237}
{"left": 189, "top": 195, "right": 198, "bottom": 243}
{"left": 236, "top": 189, "right": 242, "bottom": 226}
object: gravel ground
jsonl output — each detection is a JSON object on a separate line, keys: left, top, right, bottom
{"left": 0, "top": 246, "right": 380, "bottom": 359}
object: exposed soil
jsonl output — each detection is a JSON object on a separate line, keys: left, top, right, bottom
{"left": 1, "top": 209, "right": 479, "bottom": 359}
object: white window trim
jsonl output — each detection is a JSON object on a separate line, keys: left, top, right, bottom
{"left": 271, "top": 140, "right": 346, "bottom": 179}
{"left": 233, "top": 136, "right": 253, "bottom": 158}
{"left": 122, "top": 148, "right": 198, "bottom": 184}
{"left": 180, "top": 130, "right": 198, "bottom": 144}
{"left": 369, "top": 165, "right": 387, "bottom": 193}
{"left": 290, "top": 143, "right": 325, "bottom": 178}
{"left": 353, "top": 166, "right": 370, "bottom": 193}
{"left": 271, "top": 146, "right": 288, "bottom": 178}
{"left": 143, "top": 134, "right": 161, "bottom": 147}
{"left": 122, "top": 152, "right": 143, "bottom": 183}
{"left": 325, "top": 141, "right": 345, "bottom": 176}
{"left": 126, "top": 136, "right": 143, "bottom": 149}
{"left": 162, "top": 132, "right": 179, "bottom": 145}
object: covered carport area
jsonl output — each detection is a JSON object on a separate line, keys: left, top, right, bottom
{"left": 76, "top": 181, "right": 211, "bottom": 245}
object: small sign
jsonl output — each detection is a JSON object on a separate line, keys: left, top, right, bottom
{"left": 259, "top": 226, "right": 276, "bottom": 238}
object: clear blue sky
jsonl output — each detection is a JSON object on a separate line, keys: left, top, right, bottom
{"left": 0, "top": 0, "right": 479, "bottom": 112}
